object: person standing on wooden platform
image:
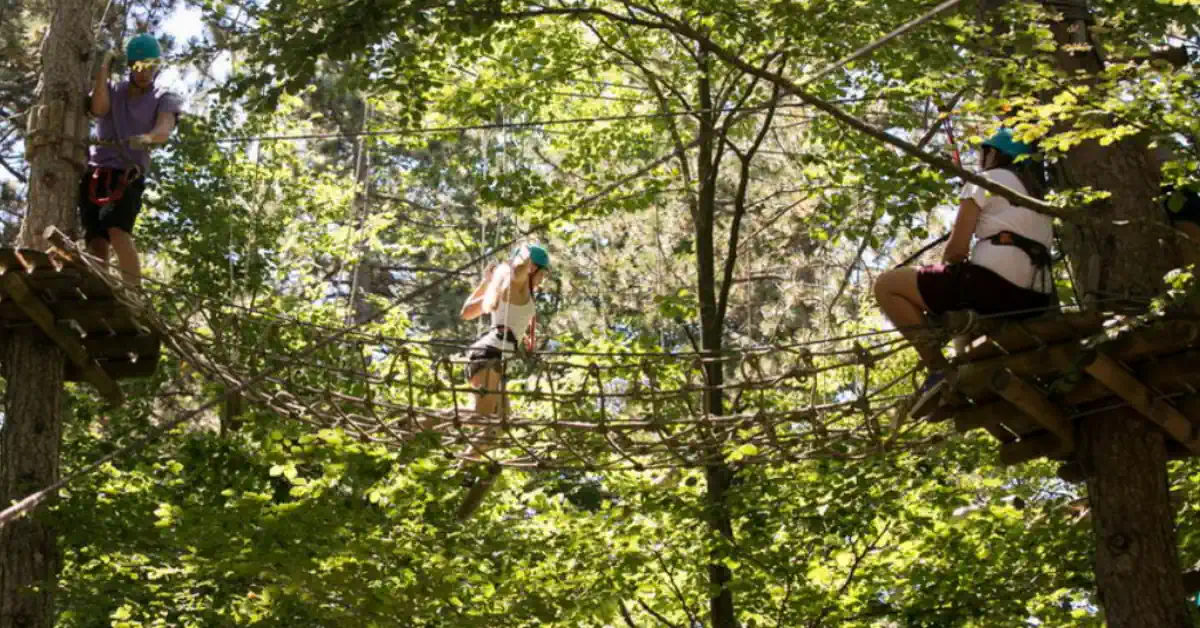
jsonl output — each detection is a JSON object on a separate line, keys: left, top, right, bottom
{"left": 81, "top": 33, "right": 183, "bottom": 286}
{"left": 874, "top": 128, "right": 1054, "bottom": 420}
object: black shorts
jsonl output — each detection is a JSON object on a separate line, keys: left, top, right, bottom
{"left": 917, "top": 262, "right": 1052, "bottom": 319}
{"left": 465, "top": 328, "right": 518, "bottom": 380}
{"left": 79, "top": 167, "right": 145, "bottom": 242}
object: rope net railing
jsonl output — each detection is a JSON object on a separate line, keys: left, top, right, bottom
{"left": 44, "top": 221, "right": 1188, "bottom": 476}
{"left": 32, "top": 221, "right": 1186, "bottom": 478}
{"left": 153, "top": 288, "right": 928, "bottom": 470}
{"left": 44, "top": 234, "right": 949, "bottom": 470}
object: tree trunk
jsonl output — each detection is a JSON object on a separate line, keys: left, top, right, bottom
{"left": 1040, "top": 2, "right": 1189, "bottom": 625}
{"left": 1079, "top": 408, "right": 1189, "bottom": 626}
{"left": 1, "top": 0, "right": 92, "bottom": 625}
{"left": 347, "top": 99, "right": 377, "bottom": 325}
{"left": 1060, "top": 143, "right": 1190, "bottom": 626}
{"left": 0, "top": 337, "right": 64, "bottom": 628}
{"left": 694, "top": 54, "right": 738, "bottom": 628}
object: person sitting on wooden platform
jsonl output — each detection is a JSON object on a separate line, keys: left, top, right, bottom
{"left": 874, "top": 128, "right": 1055, "bottom": 420}
{"left": 81, "top": 33, "right": 183, "bottom": 286}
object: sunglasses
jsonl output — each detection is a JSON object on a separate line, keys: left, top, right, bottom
{"left": 130, "top": 59, "right": 163, "bottom": 72}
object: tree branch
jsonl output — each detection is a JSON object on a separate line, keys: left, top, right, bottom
{"left": 651, "top": 545, "right": 702, "bottom": 627}
{"left": 637, "top": 599, "right": 682, "bottom": 628}
{"left": 717, "top": 71, "right": 784, "bottom": 326}
{"left": 505, "top": 3, "right": 1082, "bottom": 223}
{"left": 619, "top": 600, "right": 642, "bottom": 628}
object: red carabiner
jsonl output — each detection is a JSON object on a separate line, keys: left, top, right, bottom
{"left": 88, "top": 167, "right": 134, "bottom": 206}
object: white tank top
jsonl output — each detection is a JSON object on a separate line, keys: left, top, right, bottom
{"left": 480, "top": 290, "right": 535, "bottom": 350}
{"left": 490, "top": 295, "right": 535, "bottom": 334}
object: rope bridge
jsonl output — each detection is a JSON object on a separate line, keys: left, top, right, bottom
{"left": 24, "top": 226, "right": 937, "bottom": 469}
{"left": 85, "top": 259, "right": 930, "bottom": 471}
{"left": 0, "top": 229, "right": 1195, "bottom": 528}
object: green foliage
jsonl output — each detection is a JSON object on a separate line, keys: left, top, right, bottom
{"left": 33, "top": 0, "right": 1200, "bottom": 626}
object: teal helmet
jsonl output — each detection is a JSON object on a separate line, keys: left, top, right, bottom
{"left": 516, "top": 244, "right": 551, "bottom": 269}
{"left": 126, "top": 34, "right": 162, "bottom": 64}
{"left": 981, "top": 128, "right": 1033, "bottom": 158}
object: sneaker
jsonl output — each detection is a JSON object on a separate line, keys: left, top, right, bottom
{"left": 908, "top": 371, "right": 948, "bottom": 420}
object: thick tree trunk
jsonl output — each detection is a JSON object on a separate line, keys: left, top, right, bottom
{"left": 1060, "top": 141, "right": 1190, "bottom": 627}
{"left": 1, "top": 0, "right": 92, "bottom": 625}
{"left": 694, "top": 55, "right": 738, "bottom": 628}
{"left": 1041, "top": 2, "right": 1189, "bottom": 625}
{"left": 1079, "top": 408, "right": 1189, "bottom": 627}
{"left": 0, "top": 337, "right": 64, "bottom": 628}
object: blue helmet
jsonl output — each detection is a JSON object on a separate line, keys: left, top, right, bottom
{"left": 516, "top": 244, "right": 551, "bottom": 269}
{"left": 982, "top": 128, "right": 1033, "bottom": 158}
{"left": 126, "top": 34, "right": 162, "bottom": 64}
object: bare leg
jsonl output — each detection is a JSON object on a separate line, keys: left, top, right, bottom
{"left": 459, "top": 366, "right": 505, "bottom": 520}
{"left": 107, "top": 227, "right": 141, "bottom": 286}
{"left": 873, "top": 267, "right": 947, "bottom": 368}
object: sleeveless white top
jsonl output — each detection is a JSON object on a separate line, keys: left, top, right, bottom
{"left": 491, "top": 295, "right": 535, "bottom": 336}
{"left": 476, "top": 289, "right": 535, "bottom": 351}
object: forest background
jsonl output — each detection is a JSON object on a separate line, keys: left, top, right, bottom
{"left": 3, "top": 0, "right": 1200, "bottom": 626}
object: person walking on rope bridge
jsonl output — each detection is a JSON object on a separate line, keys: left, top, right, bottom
{"left": 81, "top": 33, "right": 183, "bottom": 286}
{"left": 455, "top": 244, "right": 550, "bottom": 519}
{"left": 874, "top": 128, "right": 1053, "bottom": 419}
{"left": 461, "top": 243, "right": 550, "bottom": 418}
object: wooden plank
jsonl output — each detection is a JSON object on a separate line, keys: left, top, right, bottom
{"left": 0, "top": 299, "right": 138, "bottom": 334}
{"left": 991, "top": 369, "right": 1074, "bottom": 454}
{"left": 66, "top": 356, "right": 159, "bottom": 382}
{"left": 954, "top": 320, "right": 1200, "bottom": 403}
{"left": 947, "top": 349, "right": 1200, "bottom": 433}
{"left": 953, "top": 400, "right": 1043, "bottom": 438}
{"left": 0, "top": 273, "right": 123, "bottom": 403}
{"left": 39, "top": 231, "right": 123, "bottom": 298}
{"left": 81, "top": 333, "right": 160, "bottom": 360}
{"left": 959, "top": 310, "right": 1108, "bottom": 363}
{"left": 1082, "top": 351, "right": 1200, "bottom": 452}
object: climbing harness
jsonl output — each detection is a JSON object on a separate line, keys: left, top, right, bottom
{"left": 981, "top": 230, "right": 1053, "bottom": 273}
{"left": 87, "top": 166, "right": 139, "bottom": 207}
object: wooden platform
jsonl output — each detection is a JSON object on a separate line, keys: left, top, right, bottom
{"left": 0, "top": 246, "right": 160, "bottom": 403}
{"left": 930, "top": 307, "right": 1200, "bottom": 473}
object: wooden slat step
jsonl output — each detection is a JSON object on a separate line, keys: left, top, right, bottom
{"left": 956, "top": 310, "right": 1108, "bottom": 363}
{"left": 81, "top": 333, "right": 160, "bottom": 360}
{"left": 953, "top": 319, "right": 1200, "bottom": 404}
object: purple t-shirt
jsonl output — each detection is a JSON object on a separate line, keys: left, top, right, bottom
{"left": 89, "top": 80, "right": 183, "bottom": 172}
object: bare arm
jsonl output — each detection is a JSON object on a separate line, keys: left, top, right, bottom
{"left": 135, "top": 111, "right": 178, "bottom": 146}
{"left": 942, "top": 198, "right": 980, "bottom": 264}
{"left": 481, "top": 264, "right": 511, "bottom": 315}
{"left": 89, "top": 54, "right": 113, "bottom": 117}
{"left": 460, "top": 264, "right": 504, "bottom": 320}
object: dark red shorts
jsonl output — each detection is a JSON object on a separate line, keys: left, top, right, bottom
{"left": 917, "top": 262, "right": 1052, "bottom": 319}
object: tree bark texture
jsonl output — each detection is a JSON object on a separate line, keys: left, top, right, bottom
{"left": 1040, "top": 2, "right": 1189, "bottom": 625}
{"left": 0, "top": 336, "right": 64, "bottom": 628}
{"left": 1, "top": 0, "right": 92, "bottom": 625}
